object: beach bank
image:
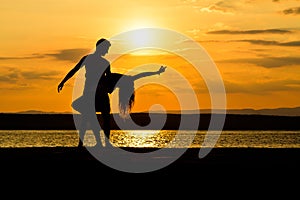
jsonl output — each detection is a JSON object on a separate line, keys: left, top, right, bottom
{"left": 1, "top": 147, "right": 299, "bottom": 173}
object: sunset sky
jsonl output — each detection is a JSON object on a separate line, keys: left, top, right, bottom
{"left": 1, "top": 0, "right": 300, "bottom": 113}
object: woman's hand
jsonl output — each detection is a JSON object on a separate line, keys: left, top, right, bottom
{"left": 157, "top": 66, "right": 167, "bottom": 75}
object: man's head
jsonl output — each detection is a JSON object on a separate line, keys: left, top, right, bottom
{"left": 96, "top": 38, "right": 111, "bottom": 55}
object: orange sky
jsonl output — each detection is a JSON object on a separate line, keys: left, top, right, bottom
{"left": 1, "top": 0, "right": 300, "bottom": 113}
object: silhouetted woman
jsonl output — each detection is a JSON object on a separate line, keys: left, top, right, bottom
{"left": 101, "top": 66, "right": 167, "bottom": 118}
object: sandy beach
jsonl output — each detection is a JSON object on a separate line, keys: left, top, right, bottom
{"left": 1, "top": 147, "right": 299, "bottom": 174}
{"left": 1, "top": 146, "right": 299, "bottom": 196}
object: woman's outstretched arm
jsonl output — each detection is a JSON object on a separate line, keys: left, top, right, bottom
{"left": 132, "top": 66, "right": 167, "bottom": 81}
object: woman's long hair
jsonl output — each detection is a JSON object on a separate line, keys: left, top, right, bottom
{"left": 107, "top": 73, "right": 135, "bottom": 118}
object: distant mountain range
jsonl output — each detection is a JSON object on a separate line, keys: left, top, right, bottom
{"left": 15, "top": 110, "right": 72, "bottom": 114}
{"left": 165, "top": 107, "right": 300, "bottom": 116}
{"left": 9, "top": 106, "right": 300, "bottom": 116}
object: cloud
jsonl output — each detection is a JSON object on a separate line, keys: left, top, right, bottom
{"left": 236, "top": 39, "right": 300, "bottom": 46}
{"left": 46, "top": 48, "right": 90, "bottom": 62}
{"left": 219, "top": 56, "right": 300, "bottom": 68}
{"left": 197, "top": 39, "right": 300, "bottom": 47}
{"left": 225, "top": 79, "right": 300, "bottom": 94}
{"left": 282, "top": 7, "right": 300, "bottom": 15}
{"left": 0, "top": 54, "right": 45, "bottom": 60}
{"left": 197, "top": 0, "right": 241, "bottom": 14}
{"left": 206, "top": 29, "right": 291, "bottom": 34}
{"left": 0, "top": 67, "right": 61, "bottom": 83}
{"left": 0, "top": 48, "right": 90, "bottom": 62}
{"left": 20, "top": 71, "right": 61, "bottom": 80}
{"left": 195, "top": 0, "right": 287, "bottom": 14}
{"left": 193, "top": 0, "right": 256, "bottom": 14}
{"left": 0, "top": 68, "right": 20, "bottom": 83}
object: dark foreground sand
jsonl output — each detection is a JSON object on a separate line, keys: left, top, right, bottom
{"left": 1, "top": 147, "right": 299, "bottom": 174}
{"left": 1, "top": 147, "right": 299, "bottom": 194}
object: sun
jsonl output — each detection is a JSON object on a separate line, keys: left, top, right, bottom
{"left": 131, "top": 28, "right": 154, "bottom": 46}
{"left": 124, "top": 19, "right": 159, "bottom": 31}
{"left": 111, "top": 26, "right": 163, "bottom": 55}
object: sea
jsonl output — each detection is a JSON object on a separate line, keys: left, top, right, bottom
{"left": 0, "top": 129, "right": 299, "bottom": 148}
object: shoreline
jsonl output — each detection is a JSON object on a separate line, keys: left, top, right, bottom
{"left": 1, "top": 113, "right": 300, "bottom": 130}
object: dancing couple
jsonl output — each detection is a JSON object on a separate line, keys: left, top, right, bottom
{"left": 57, "top": 38, "right": 167, "bottom": 148}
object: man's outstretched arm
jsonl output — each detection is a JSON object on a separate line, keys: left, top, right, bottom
{"left": 57, "top": 55, "right": 87, "bottom": 93}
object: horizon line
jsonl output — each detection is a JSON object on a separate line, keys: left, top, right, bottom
{"left": 1, "top": 106, "right": 300, "bottom": 116}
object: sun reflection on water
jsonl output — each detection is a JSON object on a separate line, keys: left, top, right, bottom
{"left": 0, "top": 130, "right": 299, "bottom": 148}
{"left": 110, "top": 130, "right": 172, "bottom": 148}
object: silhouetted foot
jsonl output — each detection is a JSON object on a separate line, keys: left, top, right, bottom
{"left": 90, "top": 142, "right": 104, "bottom": 152}
{"left": 104, "top": 141, "right": 114, "bottom": 148}
{"left": 78, "top": 140, "right": 84, "bottom": 148}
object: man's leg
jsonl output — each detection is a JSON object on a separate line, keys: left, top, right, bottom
{"left": 77, "top": 115, "right": 87, "bottom": 148}
{"left": 85, "top": 112, "right": 102, "bottom": 147}
{"left": 102, "top": 112, "right": 111, "bottom": 145}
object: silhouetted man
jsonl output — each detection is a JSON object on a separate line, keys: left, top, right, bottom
{"left": 57, "top": 38, "right": 112, "bottom": 148}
